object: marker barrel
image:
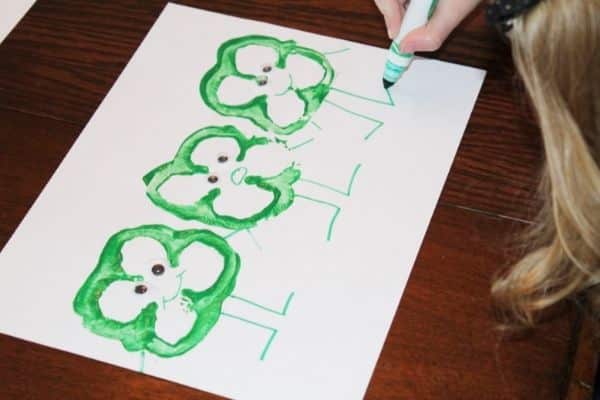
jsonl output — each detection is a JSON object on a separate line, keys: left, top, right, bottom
{"left": 382, "top": 0, "right": 437, "bottom": 86}
{"left": 383, "top": 43, "right": 413, "bottom": 83}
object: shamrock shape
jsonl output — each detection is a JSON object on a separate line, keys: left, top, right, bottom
{"left": 143, "top": 125, "right": 301, "bottom": 231}
{"left": 73, "top": 225, "right": 240, "bottom": 357}
{"left": 200, "top": 35, "right": 334, "bottom": 135}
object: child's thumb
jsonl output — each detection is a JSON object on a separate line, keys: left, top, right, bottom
{"left": 399, "top": 0, "right": 475, "bottom": 54}
{"left": 400, "top": 24, "right": 445, "bottom": 53}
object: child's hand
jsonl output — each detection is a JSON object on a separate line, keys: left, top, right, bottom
{"left": 374, "top": 0, "right": 482, "bottom": 52}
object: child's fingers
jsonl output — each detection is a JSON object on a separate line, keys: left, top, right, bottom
{"left": 373, "top": 0, "right": 407, "bottom": 39}
{"left": 400, "top": 0, "right": 482, "bottom": 53}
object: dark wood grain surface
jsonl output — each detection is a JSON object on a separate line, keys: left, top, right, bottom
{"left": 0, "top": 1, "right": 590, "bottom": 399}
{"left": 565, "top": 315, "right": 597, "bottom": 400}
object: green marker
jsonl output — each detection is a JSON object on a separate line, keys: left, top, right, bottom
{"left": 382, "top": 0, "right": 438, "bottom": 89}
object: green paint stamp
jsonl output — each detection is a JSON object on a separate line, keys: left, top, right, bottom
{"left": 200, "top": 35, "right": 334, "bottom": 136}
{"left": 143, "top": 125, "right": 301, "bottom": 231}
{"left": 73, "top": 225, "right": 240, "bottom": 358}
{"left": 143, "top": 124, "right": 361, "bottom": 241}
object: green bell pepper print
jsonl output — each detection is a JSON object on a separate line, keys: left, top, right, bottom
{"left": 143, "top": 125, "right": 301, "bottom": 231}
{"left": 200, "top": 35, "right": 334, "bottom": 136}
{"left": 73, "top": 225, "right": 240, "bottom": 358}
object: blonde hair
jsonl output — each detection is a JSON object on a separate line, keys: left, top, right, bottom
{"left": 491, "top": 0, "right": 600, "bottom": 327}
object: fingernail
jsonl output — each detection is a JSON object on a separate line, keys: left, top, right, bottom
{"left": 387, "top": 28, "right": 394, "bottom": 39}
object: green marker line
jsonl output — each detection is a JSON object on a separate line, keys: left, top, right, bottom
{"left": 288, "top": 137, "right": 315, "bottom": 151}
{"left": 274, "top": 73, "right": 294, "bottom": 97}
{"left": 310, "top": 121, "right": 322, "bottom": 130}
{"left": 281, "top": 292, "right": 294, "bottom": 315}
{"left": 230, "top": 167, "right": 249, "bottom": 186}
{"left": 385, "top": 88, "right": 395, "bottom": 106}
{"left": 300, "top": 163, "right": 362, "bottom": 197}
{"left": 324, "top": 99, "right": 384, "bottom": 140}
{"left": 245, "top": 229, "right": 262, "bottom": 251}
{"left": 224, "top": 229, "right": 261, "bottom": 250}
{"left": 229, "top": 291, "right": 295, "bottom": 316}
{"left": 261, "top": 330, "right": 278, "bottom": 361}
{"left": 221, "top": 312, "right": 278, "bottom": 360}
{"left": 327, "top": 208, "right": 341, "bottom": 240}
{"left": 322, "top": 47, "right": 350, "bottom": 55}
{"left": 161, "top": 271, "right": 185, "bottom": 308}
{"left": 363, "top": 121, "right": 384, "bottom": 140}
{"left": 295, "top": 194, "right": 341, "bottom": 241}
{"left": 330, "top": 87, "right": 395, "bottom": 107}
{"left": 224, "top": 229, "right": 242, "bottom": 240}
{"left": 139, "top": 351, "right": 145, "bottom": 373}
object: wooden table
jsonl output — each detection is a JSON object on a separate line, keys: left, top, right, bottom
{"left": 0, "top": 1, "right": 595, "bottom": 398}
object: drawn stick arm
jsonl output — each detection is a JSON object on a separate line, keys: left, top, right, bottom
{"left": 228, "top": 291, "right": 295, "bottom": 317}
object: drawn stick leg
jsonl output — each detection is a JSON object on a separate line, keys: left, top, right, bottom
{"left": 294, "top": 194, "right": 341, "bottom": 241}
{"left": 292, "top": 163, "right": 362, "bottom": 241}
{"left": 320, "top": 46, "right": 396, "bottom": 107}
{"left": 220, "top": 292, "right": 294, "bottom": 360}
{"left": 277, "top": 119, "right": 322, "bottom": 151}
{"left": 312, "top": 46, "right": 395, "bottom": 140}
{"left": 229, "top": 291, "right": 295, "bottom": 316}
{"left": 299, "top": 163, "right": 362, "bottom": 197}
{"left": 220, "top": 312, "right": 279, "bottom": 361}
{"left": 320, "top": 99, "right": 385, "bottom": 141}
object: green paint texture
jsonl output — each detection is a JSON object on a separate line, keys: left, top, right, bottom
{"left": 73, "top": 225, "right": 240, "bottom": 357}
{"left": 143, "top": 125, "right": 301, "bottom": 230}
{"left": 199, "top": 35, "right": 334, "bottom": 135}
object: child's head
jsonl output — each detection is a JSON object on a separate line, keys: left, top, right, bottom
{"left": 492, "top": 0, "right": 600, "bottom": 326}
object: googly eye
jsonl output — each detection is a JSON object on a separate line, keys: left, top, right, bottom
{"left": 134, "top": 284, "right": 148, "bottom": 294}
{"left": 262, "top": 64, "right": 273, "bottom": 73}
{"left": 208, "top": 175, "right": 219, "bottom": 184}
{"left": 151, "top": 263, "right": 165, "bottom": 276}
{"left": 217, "top": 154, "right": 229, "bottom": 163}
{"left": 257, "top": 76, "right": 268, "bottom": 86}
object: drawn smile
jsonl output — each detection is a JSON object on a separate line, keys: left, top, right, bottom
{"left": 161, "top": 270, "right": 186, "bottom": 307}
{"left": 274, "top": 73, "right": 294, "bottom": 96}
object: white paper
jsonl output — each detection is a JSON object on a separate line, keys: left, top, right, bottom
{"left": 0, "top": 3, "right": 485, "bottom": 399}
{"left": 0, "top": 0, "right": 36, "bottom": 44}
